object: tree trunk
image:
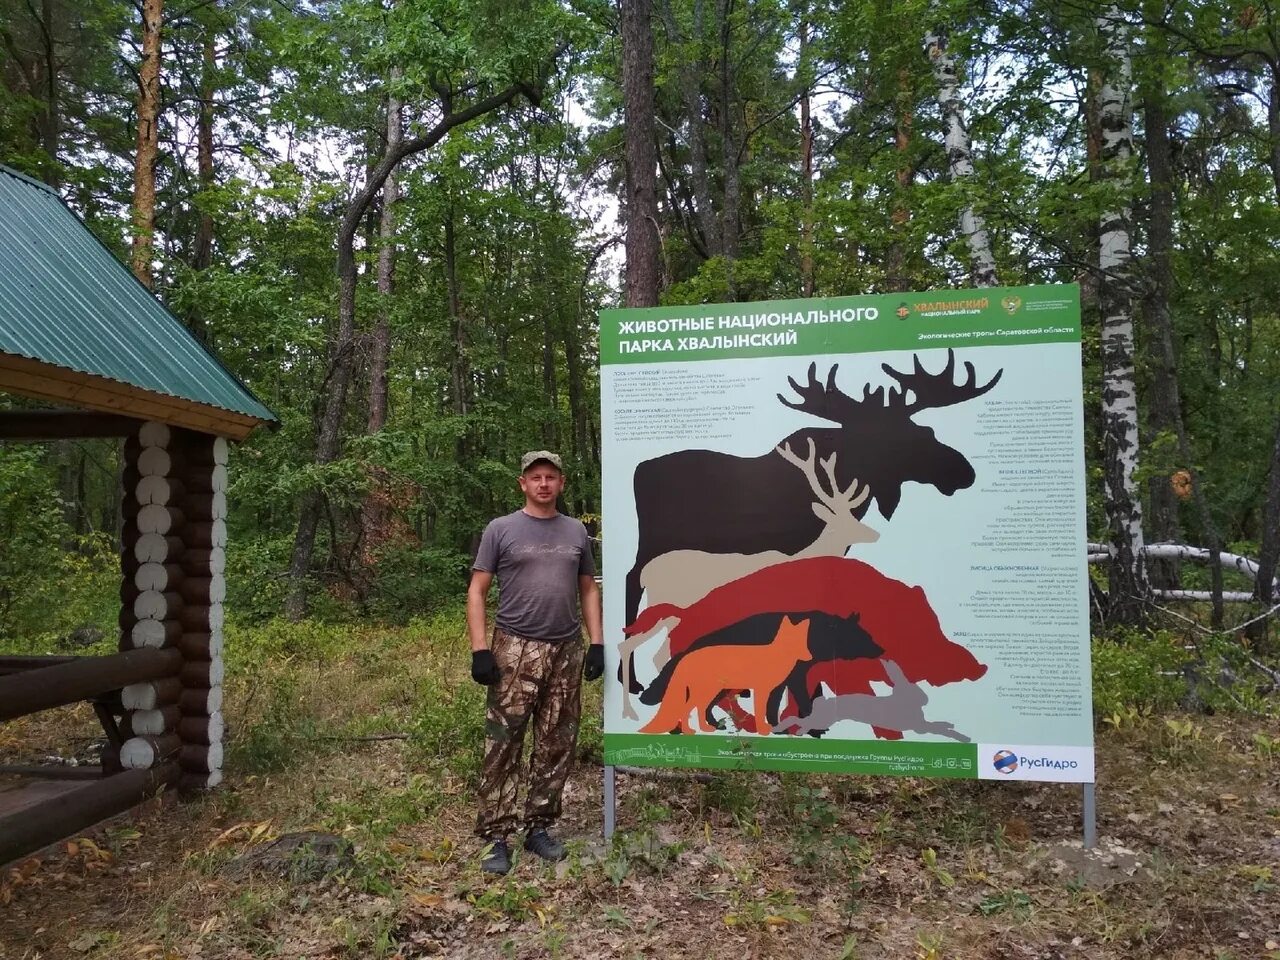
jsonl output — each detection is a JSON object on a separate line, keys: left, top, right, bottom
{"left": 131, "top": 0, "right": 163, "bottom": 288}
{"left": 716, "top": 0, "right": 740, "bottom": 296}
{"left": 445, "top": 207, "right": 467, "bottom": 422}
{"left": 38, "top": 0, "right": 58, "bottom": 178}
{"left": 1144, "top": 60, "right": 1224, "bottom": 625}
{"left": 284, "top": 78, "right": 539, "bottom": 620}
{"left": 1140, "top": 38, "right": 1182, "bottom": 590}
{"left": 622, "top": 0, "right": 661, "bottom": 307}
{"left": 923, "top": 20, "right": 997, "bottom": 286}
{"left": 356, "top": 80, "right": 403, "bottom": 581}
{"left": 564, "top": 317, "right": 591, "bottom": 515}
{"left": 1096, "top": 5, "right": 1147, "bottom": 624}
{"left": 1252, "top": 67, "right": 1280, "bottom": 648}
{"left": 659, "top": 0, "right": 720, "bottom": 259}
{"left": 1267, "top": 66, "right": 1280, "bottom": 206}
{"left": 887, "top": 68, "right": 915, "bottom": 293}
{"left": 367, "top": 82, "right": 402, "bottom": 437}
{"left": 798, "top": 2, "right": 814, "bottom": 297}
{"left": 1250, "top": 419, "right": 1280, "bottom": 647}
{"left": 193, "top": 29, "right": 216, "bottom": 275}
{"left": 541, "top": 313, "right": 559, "bottom": 447}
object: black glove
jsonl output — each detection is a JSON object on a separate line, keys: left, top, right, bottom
{"left": 471, "top": 649, "right": 500, "bottom": 685}
{"left": 583, "top": 644, "right": 604, "bottom": 681}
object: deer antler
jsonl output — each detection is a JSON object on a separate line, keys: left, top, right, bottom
{"left": 776, "top": 440, "right": 871, "bottom": 515}
{"left": 881, "top": 348, "right": 1002, "bottom": 414}
{"left": 776, "top": 363, "right": 861, "bottom": 423}
{"left": 817, "top": 451, "right": 871, "bottom": 513}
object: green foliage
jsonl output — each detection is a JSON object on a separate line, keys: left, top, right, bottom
{"left": 0, "top": 446, "right": 118, "bottom": 647}
{"left": 1092, "top": 628, "right": 1275, "bottom": 719}
{"left": 409, "top": 673, "right": 486, "bottom": 782}
{"left": 1091, "top": 629, "right": 1190, "bottom": 717}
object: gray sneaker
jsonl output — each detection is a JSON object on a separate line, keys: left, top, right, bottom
{"left": 523, "top": 828, "right": 566, "bottom": 862}
{"left": 480, "top": 839, "right": 511, "bottom": 875}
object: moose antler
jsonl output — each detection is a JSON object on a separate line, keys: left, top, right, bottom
{"left": 776, "top": 363, "right": 861, "bottom": 423}
{"left": 881, "top": 348, "right": 1002, "bottom": 414}
{"left": 775, "top": 439, "right": 871, "bottom": 516}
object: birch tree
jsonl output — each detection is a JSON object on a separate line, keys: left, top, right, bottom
{"left": 923, "top": 15, "right": 997, "bottom": 286}
{"left": 1096, "top": 4, "right": 1148, "bottom": 623}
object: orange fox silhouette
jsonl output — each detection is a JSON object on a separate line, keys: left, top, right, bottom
{"left": 640, "top": 615, "right": 814, "bottom": 735}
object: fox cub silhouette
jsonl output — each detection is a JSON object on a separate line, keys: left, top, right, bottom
{"left": 640, "top": 615, "right": 814, "bottom": 735}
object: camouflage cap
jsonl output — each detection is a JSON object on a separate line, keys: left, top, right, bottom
{"left": 520, "top": 450, "right": 563, "bottom": 473}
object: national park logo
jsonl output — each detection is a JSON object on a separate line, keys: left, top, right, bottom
{"left": 896, "top": 302, "right": 910, "bottom": 319}
{"left": 1001, "top": 295, "right": 1022, "bottom": 315}
{"left": 993, "top": 749, "right": 1019, "bottom": 774}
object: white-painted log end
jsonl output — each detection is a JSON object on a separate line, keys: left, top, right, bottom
{"left": 138, "top": 446, "right": 173, "bottom": 478}
{"left": 120, "top": 737, "right": 157, "bottom": 769}
{"left": 121, "top": 682, "right": 158, "bottom": 711}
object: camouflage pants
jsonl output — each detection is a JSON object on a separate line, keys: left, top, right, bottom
{"left": 475, "top": 628, "right": 584, "bottom": 840}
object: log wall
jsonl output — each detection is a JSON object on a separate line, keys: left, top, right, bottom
{"left": 119, "top": 423, "right": 227, "bottom": 791}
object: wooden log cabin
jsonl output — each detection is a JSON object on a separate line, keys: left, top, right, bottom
{"left": 0, "top": 164, "right": 277, "bottom": 865}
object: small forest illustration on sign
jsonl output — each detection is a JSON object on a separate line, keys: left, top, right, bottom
{"left": 620, "top": 349, "right": 1001, "bottom": 742}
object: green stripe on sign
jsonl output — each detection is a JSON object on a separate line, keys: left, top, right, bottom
{"left": 599, "top": 284, "right": 1080, "bottom": 365}
{"left": 604, "top": 734, "right": 979, "bottom": 778}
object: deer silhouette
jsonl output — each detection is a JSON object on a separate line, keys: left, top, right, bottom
{"left": 619, "top": 440, "right": 876, "bottom": 720}
{"left": 622, "top": 349, "right": 1002, "bottom": 629}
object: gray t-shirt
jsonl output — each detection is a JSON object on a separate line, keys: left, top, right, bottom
{"left": 472, "top": 510, "right": 596, "bottom": 641}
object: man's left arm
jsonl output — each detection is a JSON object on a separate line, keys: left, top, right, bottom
{"left": 579, "top": 574, "right": 602, "bottom": 645}
{"left": 580, "top": 574, "right": 604, "bottom": 680}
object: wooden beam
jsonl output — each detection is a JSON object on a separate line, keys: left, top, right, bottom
{"left": 0, "top": 764, "right": 106, "bottom": 780}
{"left": 0, "top": 655, "right": 77, "bottom": 676}
{"left": 0, "top": 352, "right": 261, "bottom": 440}
{"left": 0, "top": 411, "right": 145, "bottom": 439}
{"left": 0, "top": 764, "right": 179, "bottom": 867}
{"left": 0, "top": 648, "right": 182, "bottom": 722}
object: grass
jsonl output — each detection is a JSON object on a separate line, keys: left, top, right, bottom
{"left": 1, "top": 615, "right": 1278, "bottom": 959}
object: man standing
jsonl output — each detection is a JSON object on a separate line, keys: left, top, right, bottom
{"left": 467, "top": 451, "right": 604, "bottom": 875}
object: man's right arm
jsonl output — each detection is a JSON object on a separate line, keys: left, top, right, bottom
{"left": 467, "top": 570, "right": 494, "bottom": 652}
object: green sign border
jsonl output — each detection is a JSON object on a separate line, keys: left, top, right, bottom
{"left": 604, "top": 733, "right": 978, "bottom": 778}
{"left": 600, "top": 284, "right": 1080, "bottom": 365}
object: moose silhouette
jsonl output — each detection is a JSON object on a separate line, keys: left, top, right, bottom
{"left": 622, "top": 348, "right": 1003, "bottom": 634}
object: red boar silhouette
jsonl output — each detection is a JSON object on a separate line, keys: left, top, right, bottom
{"left": 625, "top": 555, "right": 986, "bottom": 738}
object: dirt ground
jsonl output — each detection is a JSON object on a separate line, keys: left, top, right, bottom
{"left": 2, "top": 717, "right": 1277, "bottom": 960}
{"left": 1, "top": 625, "right": 1277, "bottom": 960}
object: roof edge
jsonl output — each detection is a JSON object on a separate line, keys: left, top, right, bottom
{"left": 0, "top": 163, "right": 61, "bottom": 197}
{"left": 0, "top": 163, "right": 278, "bottom": 424}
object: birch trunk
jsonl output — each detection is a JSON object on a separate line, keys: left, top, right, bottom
{"left": 131, "top": 0, "right": 163, "bottom": 288}
{"left": 1251, "top": 420, "right": 1280, "bottom": 646}
{"left": 1096, "top": 5, "right": 1147, "bottom": 623}
{"left": 923, "top": 22, "right": 997, "bottom": 286}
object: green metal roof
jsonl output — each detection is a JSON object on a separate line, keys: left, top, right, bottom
{"left": 0, "top": 164, "right": 276, "bottom": 426}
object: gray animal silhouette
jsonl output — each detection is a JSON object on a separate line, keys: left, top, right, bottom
{"left": 776, "top": 658, "right": 971, "bottom": 742}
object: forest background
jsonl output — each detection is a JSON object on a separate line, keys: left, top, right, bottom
{"left": 1, "top": 0, "right": 1279, "bottom": 677}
